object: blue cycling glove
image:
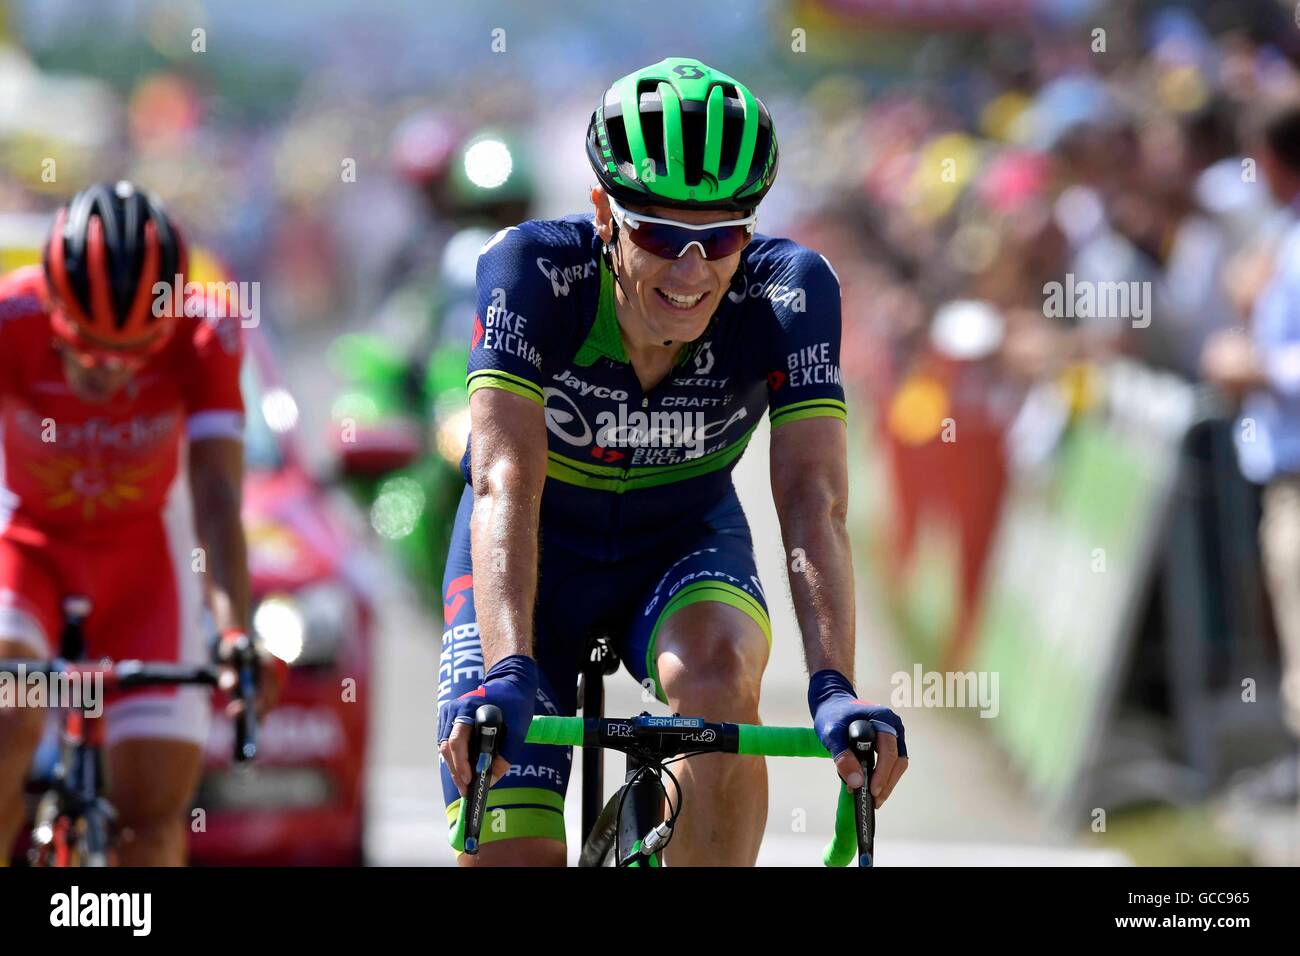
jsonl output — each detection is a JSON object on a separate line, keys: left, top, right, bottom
{"left": 808, "top": 669, "right": 907, "bottom": 762}
{"left": 438, "top": 654, "right": 539, "bottom": 768}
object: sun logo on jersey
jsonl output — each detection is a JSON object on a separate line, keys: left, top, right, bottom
{"left": 25, "top": 454, "right": 157, "bottom": 520}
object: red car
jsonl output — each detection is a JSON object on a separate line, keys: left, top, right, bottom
{"left": 188, "top": 327, "right": 378, "bottom": 866}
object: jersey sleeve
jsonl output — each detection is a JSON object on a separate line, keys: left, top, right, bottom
{"left": 465, "top": 225, "right": 557, "bottom": 406}
{"left": 763, "top": 249, "right": 847, "bottom": 429}
{"left": 0, "top": 307, "right": 16, "bottom": 397}
{"left": 182, "top": 305, "right": 245, "bottom": 442}
{"left": 0, "top": 270, "right": 46, "bottom": 397}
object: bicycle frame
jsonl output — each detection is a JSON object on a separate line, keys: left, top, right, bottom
{"left": 26, "top": 596, "right": 111, "bottom": 866}
{"left": 577, "top": 744, "right": 665, "bottom": 867}
{"left": 578, "top": 634, "right": 620, "bottom": 847}
{"left": 574, "top": 635, "right": 667, "bottom": 866}
{"left": 29, "top": 704, "right": 114, "bottom": 867}
{"left": 577, "top": 634, "right": 696, "bottom": 865}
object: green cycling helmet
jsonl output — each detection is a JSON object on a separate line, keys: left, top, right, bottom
{"left": 586, "top": 57, "right": 779, "bottom": 213}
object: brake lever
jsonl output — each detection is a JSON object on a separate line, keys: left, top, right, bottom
{"left": 463, "top": 704, "right": 503, "bottom": 854}
{"left": 847, "top": 719, "right": 877, "bottom": 867}
{"left": 234, "top": 651, "right": 258, "bottom": 763}
{"left": 221, "top": 632, "right": 259, "bottom": 763}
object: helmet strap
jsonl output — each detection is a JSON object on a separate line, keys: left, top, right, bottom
{"left": 728, "top": 257, "right": 747, "bottom": 294}
{"left": 605, "top": 219, "right": 635, "bottom": 310}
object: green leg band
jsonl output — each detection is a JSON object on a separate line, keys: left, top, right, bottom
{"left": 644, "top": 580, "right": 772, "bottom": 704}
{"left": 446, "top": 786, "right": 567, "bottom": 853}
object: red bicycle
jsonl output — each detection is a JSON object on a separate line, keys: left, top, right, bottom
{"left": 0, "top": 596, "right": 258, "bottom": 867}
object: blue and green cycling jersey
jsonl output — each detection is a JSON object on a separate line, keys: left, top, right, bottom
{"left": 463, "top": 213, "right": 845, "bottom": 559}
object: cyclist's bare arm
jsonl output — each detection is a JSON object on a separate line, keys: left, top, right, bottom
{"left": 770, "top": 416, "right": 854, "bottom": 678}
{"left": 189, "top": 436, "right": 283, "bottom": 714}
{"left": 467, "top": 386, "right": 547, "bottom": 663}
{"left": 189, "top": 436, "right": 251, "bottom": 635}
{"left": 770, "top": 415, "right": 904, "bottom": 803}
{"left": 443, "top": 386, "right": 547, "bottom": 786}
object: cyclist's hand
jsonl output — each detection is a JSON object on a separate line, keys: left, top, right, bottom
{"left": 217, "top": 629, "right": 287, "bottom": 719}
{"left": 438, "top": 655, "right": 539, "bottom": 795}
{"left": 250, "top": 652, "right": 288, "bottom": 717}
{"left": 809, "top": 669, "right": 908, "bottom": 809}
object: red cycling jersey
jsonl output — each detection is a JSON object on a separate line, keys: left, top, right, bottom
{"left": 0, "top": 264, "right": 245, "bottom": 745}
{"left": 0, "top": 265, "right": 244, "bottom": 538}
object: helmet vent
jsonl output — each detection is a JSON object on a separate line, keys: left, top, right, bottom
{"left": 680, "top": 101, "right": 706, "bottom": 188}
{"left": 718, "top": 102, "right": 744, "bottom": 182}
{"left": 739, "top": 123, "right": 774, "bottom": 193}
{"left": 605, "top": 115, "right": 634, "bottom": 181}
{"left": 637, "top": 87, "right": 666, "bottom": 178}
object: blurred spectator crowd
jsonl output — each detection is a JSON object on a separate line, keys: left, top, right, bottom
{"left": 775, "top": 5, "right": 1300, "bottom": 406}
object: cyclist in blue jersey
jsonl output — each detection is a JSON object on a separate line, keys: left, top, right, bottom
{"left": 437, "top": 57, "right": 908, "bottom": 865}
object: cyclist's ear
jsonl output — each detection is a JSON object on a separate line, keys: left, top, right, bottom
{"left": 592, "top": 187, "right": 614, "bottom": 244}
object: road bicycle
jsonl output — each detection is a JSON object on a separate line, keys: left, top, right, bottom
{"left": 0, "top": 596, "right": 259, "bottom": 867}
{"left": 452, "top": 636, "right": 877, "bottom": 867}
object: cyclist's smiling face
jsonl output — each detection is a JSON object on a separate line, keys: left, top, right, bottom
{"left": 593, "top": 188, "right": 746, "bottom": 349}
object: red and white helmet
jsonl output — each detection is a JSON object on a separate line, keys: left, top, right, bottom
{"left": 43, "top": 180, "right": 188, "bottom": 353}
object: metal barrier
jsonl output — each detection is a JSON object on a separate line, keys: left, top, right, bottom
{"left": 1159, "top": 413, "right": 1288, "bottom": 790}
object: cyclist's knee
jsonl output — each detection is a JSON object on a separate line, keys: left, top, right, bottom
{"left": 0, "top": 704, "right": 44, "bottom": 756}
{"left": 106, "top": 738, "right": 202, "bottom": 829}
{"left": 656, "top": 604, "right": 766, "bottom": 719}
{"left": 117, "top": 815, "right": 189, "bottom": 866}
{"left": 0, "top": 640, "right": 46, "bottom": 774}
{"left": 0, "top": 709, "right": 43, "bottom": 809}
{"left": 108, "top": 741, "right": 199, "bottom": 865}
{"left": 0, "top": 674, "right": 45, "bottom": 846}
{"left": 0, "top": 637, "right": 45, "bottom": 658}
{"left": 457, "top": 837, "right": 565, "bottom": 867}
